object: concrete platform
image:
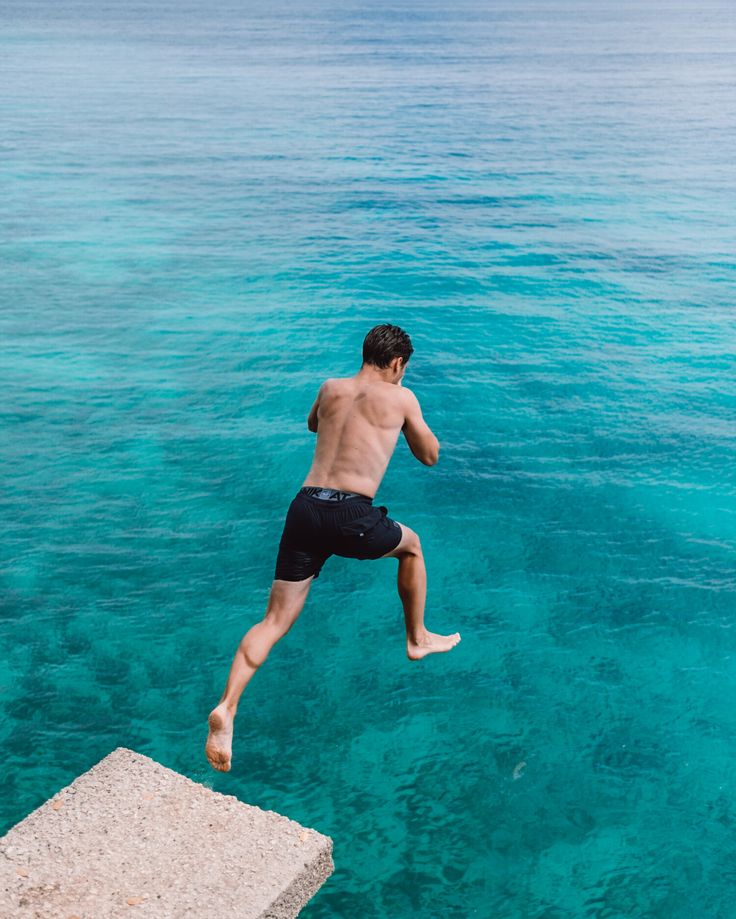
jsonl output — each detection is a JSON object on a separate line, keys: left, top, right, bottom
{"left": 0, "top": 747, "right": 334, "bottom": 918}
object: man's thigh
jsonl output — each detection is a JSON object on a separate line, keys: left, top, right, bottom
{"left": 266, "top": 576, "right": 314, "bottom": 631}
{"left": 274, "top": 492, "right": 332, "bottom": 581}
{"left": 331, "top": 504, "right": 403, "bottom": 561}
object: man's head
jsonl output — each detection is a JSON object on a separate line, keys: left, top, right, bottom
{"left": 361, "top": 323, "right": 414, "bottom": 383}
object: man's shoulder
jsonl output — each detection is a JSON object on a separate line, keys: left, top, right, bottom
{"left": 398, "top": 384, "right": 419, "bottom": 405}
{"left": 374, "top": 380, "right": 413, "bottom": 402}
{"left": 317, "top": 377, "right": 352, "bottom": 400}
{"left": 383, "top": 383, "right": 417, "bottom": 420}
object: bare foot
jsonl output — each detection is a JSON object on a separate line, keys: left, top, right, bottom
{"left": 205, "top": 704, "right": 234, "bottom": 772}
{"left": 407, "top": 630, "right": 461, "bottom": 661}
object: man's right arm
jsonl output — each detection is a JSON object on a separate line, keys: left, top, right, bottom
{"left": 401, "top": 388, "right": 440, "bottom": 466}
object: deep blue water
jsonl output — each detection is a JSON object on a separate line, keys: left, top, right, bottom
{"left": 2, "top": 1, "right": 735, "bottom": 915}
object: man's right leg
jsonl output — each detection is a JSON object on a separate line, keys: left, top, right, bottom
{"left": 205, "top": 576, "right": 314, "bottom": 772}
{"left": 381, "top": 523, "right": 461, "bottom": 660}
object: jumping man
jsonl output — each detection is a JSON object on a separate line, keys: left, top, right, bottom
{"left": 205, "top": 323, "right": 461, "bottom": 772}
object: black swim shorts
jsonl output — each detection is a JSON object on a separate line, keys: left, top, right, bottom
{"left": 274, "top": 486, "right": 404, "bottom": 581}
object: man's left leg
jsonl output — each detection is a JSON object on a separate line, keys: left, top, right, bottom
{"left": 205, "top": 576, "right": 313, "bottom": 772}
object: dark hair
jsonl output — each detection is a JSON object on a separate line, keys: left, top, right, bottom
{"left": 362, "top": 324, "right": 414, "bottom": 369}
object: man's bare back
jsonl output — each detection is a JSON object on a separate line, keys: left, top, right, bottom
{"left": 302, "top": 365, "right": 440, "bottom": 499}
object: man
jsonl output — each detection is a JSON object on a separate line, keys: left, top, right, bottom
{"left": 205, "top": 323, "right": 461, "bottom": 772}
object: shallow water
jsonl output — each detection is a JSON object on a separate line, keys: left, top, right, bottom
{"left": 2, "top": 1, "right": 735, "bottom": 915}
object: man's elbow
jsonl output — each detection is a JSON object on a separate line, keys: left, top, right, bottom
{"left": 422, "top": 439, "right": 440, "bottom": 466}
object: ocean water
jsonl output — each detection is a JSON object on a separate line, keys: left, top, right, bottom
{"left": 1, "top": 0, "right": 735, "bottom": 914}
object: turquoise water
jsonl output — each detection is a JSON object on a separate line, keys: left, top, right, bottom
{"left": 2, "top": 0, "right": 735, "bottom": 914}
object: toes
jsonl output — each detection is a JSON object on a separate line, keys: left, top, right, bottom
{"left": 207, "top": 753, "right": 231, "bottom": 772}
{"left": 205, "top": 742, "right": 231, "bottom": 772}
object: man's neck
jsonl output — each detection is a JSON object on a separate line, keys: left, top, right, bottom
{"left": 355, "top": 363, "right": 399, "bottom": 385}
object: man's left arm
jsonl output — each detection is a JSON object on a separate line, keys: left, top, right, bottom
{"left": 307, "top": 382, "right": 324, "bottom": 432}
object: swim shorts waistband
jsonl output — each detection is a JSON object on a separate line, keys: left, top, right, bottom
{"left": 299, "top": 486, "right": 373, "bottom": 502}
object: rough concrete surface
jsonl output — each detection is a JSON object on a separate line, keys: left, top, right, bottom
{"left": 0, "top": 747, "right": 334, "bottom": 919}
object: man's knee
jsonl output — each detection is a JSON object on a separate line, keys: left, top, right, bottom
{"left": 396, "top": 525, "right": 422, "bottom": 558}
{"left": 263, "top": 577, "right": 312, "bottom": 633}
{"left": 264, "top": 605, "right": 300, "bottom": 635}
{"left": 408, "top": 532, "right": 423, "bottom": 557}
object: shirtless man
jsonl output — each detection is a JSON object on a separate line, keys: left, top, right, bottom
{"left": 205, "top": 323, "right": 461, "bottom": 772}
